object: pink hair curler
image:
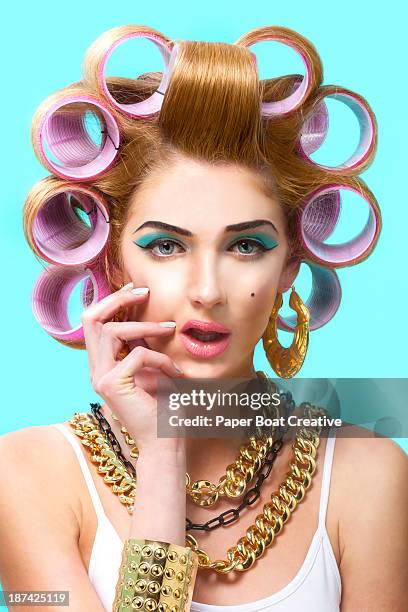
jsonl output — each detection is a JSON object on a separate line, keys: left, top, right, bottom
{"left": 298, "top": 87, "right": 376, "bottom": 172}
{"left": 277, "top": 262, "right": 342, "bottom": 332}
{"left": 300, "top": 189, "right": 341, "bottom": 242}
{"left": 36, "top": 95, "right": 120, "bottom": 180}
{"left": 299, "top": 100, "right": 329, "bottom": 156}
{"left": 237, "top": 32, "right": 316, "bottom": 116}
{"left": 97, "top": 29, "right": 175, "bottom": 118}
{"left": 32, "top": 263, "right": 111, "bottom": 342}
{"left": 297, "top": 183, "right": 381, "bottom": 267}
{"left": 31, "top": 186, "right": 110, "bottom": 266}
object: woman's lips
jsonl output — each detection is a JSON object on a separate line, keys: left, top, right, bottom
{"left": 180, "top": 330, "right": 231, "bottom": 358}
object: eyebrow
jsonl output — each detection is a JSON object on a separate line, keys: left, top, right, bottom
{"left": 132, "top": 219, "right": 279, "bottom": 236}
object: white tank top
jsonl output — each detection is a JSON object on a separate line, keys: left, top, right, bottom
{"left": 51, "top": 423, "right": 341, "bottom": 611}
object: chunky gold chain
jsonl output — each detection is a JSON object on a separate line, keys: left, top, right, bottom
{"left": 69, "top": 412, "right": 137, "bottom": 513}
{"left": 68, "top": 402, "right": 327, "bottom": 574}
{"left": 185, "top": 432, "right": 275, "bottom": 507}
{"left": 186, "top": 403, "right": 325, "bottom": 573}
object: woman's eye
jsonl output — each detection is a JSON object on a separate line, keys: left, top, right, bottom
{"left": 228, "top": 238, "right": 270, "bottom": 258}
{"left": 135, "top": 238, "right": 185, "bottom": 258}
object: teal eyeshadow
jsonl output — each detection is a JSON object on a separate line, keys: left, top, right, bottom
{"left": 134, "top": 231, "right": 278, "bottom": 250}
{"left": 133, "top": 232, "right": 178, "bottom": 247}
{"left": 231, "top": 232, "right": 278, "bottom": 250}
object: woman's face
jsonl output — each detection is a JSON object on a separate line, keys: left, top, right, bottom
{"left": 120, "top": 158, "right": 299, "bottom": 379}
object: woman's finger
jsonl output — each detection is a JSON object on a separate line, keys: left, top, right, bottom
{"left": 95, "top": 345, "right": 183, "bottom": 399}
{"left": 94, "top": 321, "right": 177, "bottom": 380}
{"left": 83, "top": 283, "right": 149, "bottom": 323}
{"left": 81, "top": 285, "right": 150, "bottom": 375}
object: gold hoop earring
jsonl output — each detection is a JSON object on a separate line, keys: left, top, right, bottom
{"left": 262, "top": 285, "right": 310, "bottom": 379}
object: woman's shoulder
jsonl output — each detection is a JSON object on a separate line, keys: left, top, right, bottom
{"left": 330, "top": 422, "right": 408, "bottom": 607}
{"left": 330, "top": 421, "right": 407, "bottom": 556}
{"left": 332, "top": 420, "right": 407, "bottom": 473}
{"left": 0, "top": 421, "right": 76, "bottom": 465}
{"left": 0, "top": 422, "right": 82, "bottom": 529}
{"left": 331, "top": 421, "right": 407, "bottom": 504}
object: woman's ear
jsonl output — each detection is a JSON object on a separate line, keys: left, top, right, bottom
{"left": 278, "top": 256, "right": 301, "bottom": 293}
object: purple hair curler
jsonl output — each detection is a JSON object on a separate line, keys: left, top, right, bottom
{"left": 97, "top": 30, "right": 175, "bottom": 118}
{"left": 31, "top": 186, "right": 110, "bottom": 266}
{"left": 36, "top": 95, "right": 120, "bottom": 180}
{"left": 277, "top": 262, "right": 342, "bottom": 332}
{"left": 298, "top": 87, "right": 376, "bottom": 172}
{"left": 32, "top": 263, "right": 111, "bottom": 342}
{"left": 297, "top": 184, "right": 381, "bottom": 267}
{"left": 237, "top": 32, "right": 315, "bottom": 116}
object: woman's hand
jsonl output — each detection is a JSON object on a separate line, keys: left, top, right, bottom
{"left": 81, "top": 283, "right": 185, "bottom": 456}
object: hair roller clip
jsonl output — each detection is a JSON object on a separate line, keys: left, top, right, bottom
{"left": 33, "top": 94, "right": 120, "bottom": 180}
{"left": 30, "top": 183, "right": 110, "bottom": 266}
{"left": 299, "top": 189, "right": 341, "bottom": 242}
{"left": 299, "top": 99, "right": 329, "bottom": 156}
{"left": 297, "top": 183, "right": 381, "bottom": 267}
{"left": 32, "top": 263, "right": 111, "bottom": 342}
{"left": 80, "top": 275, "right": 95, "bottom": 308}
{"left": 277, "top": 262, "right": 341, "bottom": 331}
{"left": 235, "top": 26, "right": 322, "bottom": 116}
{"left": 84, "top": 25, "right": 175, "bottom": 118}
{"left": 298, "top": 85, "right": 377, "bottom": 173}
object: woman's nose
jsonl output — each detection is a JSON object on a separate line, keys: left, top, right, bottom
{"left": 187, "top": 252, "right": 227, "bottom": 309}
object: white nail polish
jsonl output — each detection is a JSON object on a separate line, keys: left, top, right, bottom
{"left": 131, "top": 287, "right": 150, "bottom": 295}
{"left": 119, "top": 281, "right": 134, "bottom": 291}
{"left": 159, "top": 321, "right": 176, "bottom": 327}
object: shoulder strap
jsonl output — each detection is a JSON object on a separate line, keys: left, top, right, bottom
{"left": 318, "top": 426, "right": 337, "bottom": 529}
{"left": 51, "top": 423, "right": 107, "bottom": 520}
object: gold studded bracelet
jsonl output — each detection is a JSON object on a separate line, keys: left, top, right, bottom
{"left": 113, "top": 539, "right": 199, "bottom": 612}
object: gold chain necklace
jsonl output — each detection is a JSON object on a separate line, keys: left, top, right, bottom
{"left": 68, "top": 401, "right": 327, "bottom": 574}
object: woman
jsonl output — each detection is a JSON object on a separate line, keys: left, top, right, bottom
{"left": 0, "top": 23, "right": 407, "bottom": 612}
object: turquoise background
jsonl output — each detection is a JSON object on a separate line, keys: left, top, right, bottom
{"left": 1, "top": 0, "right": 406, "bottom": 453}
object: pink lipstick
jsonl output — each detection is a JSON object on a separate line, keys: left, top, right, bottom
{"left": 180, "top": 319, "right": 231, "bottom": 358}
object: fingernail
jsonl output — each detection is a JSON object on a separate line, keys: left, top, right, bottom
{"left": 173, "top": 362, "right": 183, "bottom": 373}
{"left": 131, "top": 287, "right": 150, "bottom": 295}
{"left": 119, "top": 282, "right": 134, "bottom": 291}
{"left": 159, "top": 321, "right": 176, "bottom": 327}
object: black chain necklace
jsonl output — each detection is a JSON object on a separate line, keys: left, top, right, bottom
{"left": 89, "top": 395, "right": 292, "bottom": 533}
{"left": 90, "top": 402, "right": 137, "bottom": 478}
